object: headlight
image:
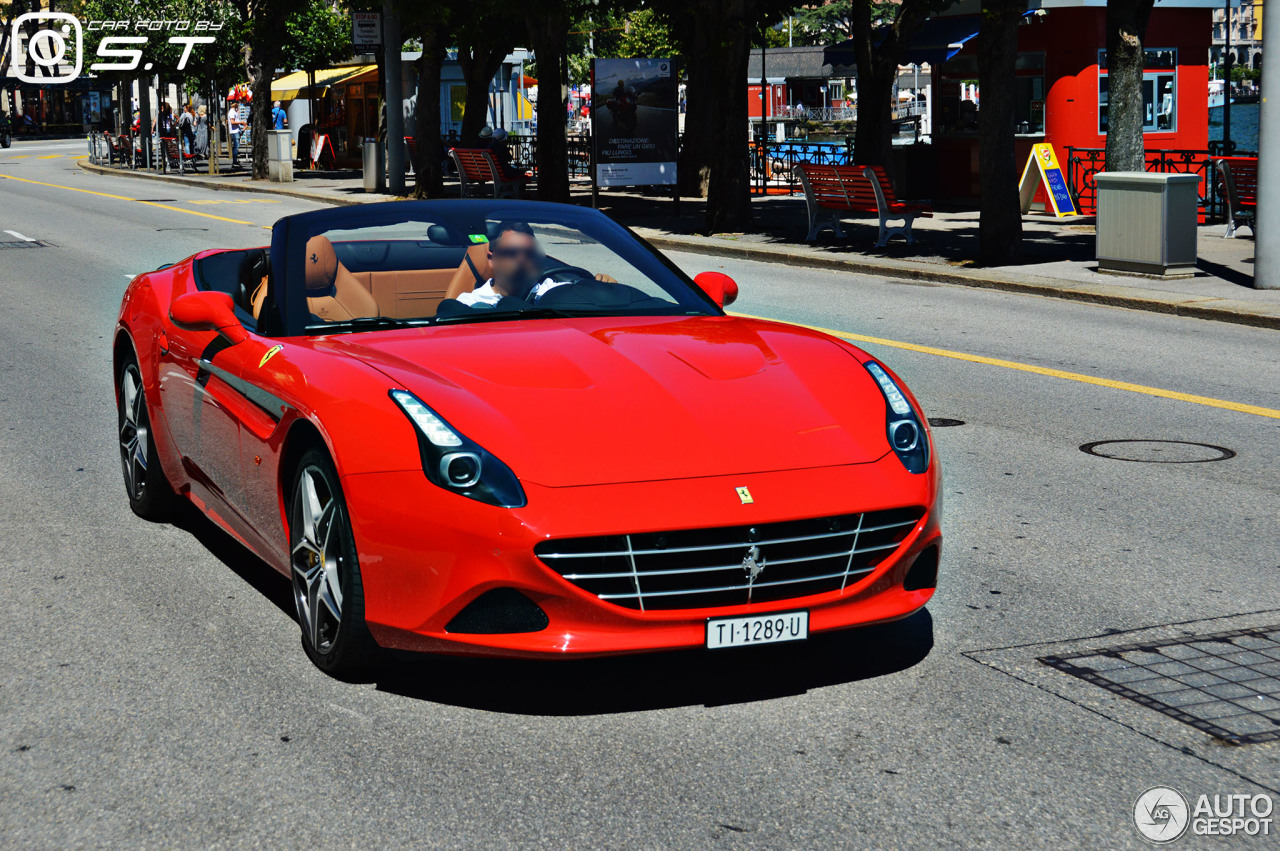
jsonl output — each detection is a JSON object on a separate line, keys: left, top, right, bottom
{"left": 864, "top": 362, "right": 929, "bottom": 474}
{"left": 390, "top": 390, "right": 527, "bottom": 507}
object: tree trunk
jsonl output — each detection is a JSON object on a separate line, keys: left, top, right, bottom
{"left": 849, "top": 5, "right": 895, "bottom": 168}
{"left": 247, "top": 2, "right": 287, "bottom": 181}
{"left": 526, "top": 8, "right": 570, "bottom": 203}
{"left": 1104, "top": 0, "right": 1156, "bottom": 172}
{"left": 976, "top": 0, "right": 1024, "bottom": 266}
{"left": 457, "top": 43, "right": 509, "bottom": 146}
{"left": 704, "top": 0, "right": 753, "bottom": 233}
{"left": 413, "top": 34, "right": 446, "bottom": 198}
{"left": 675, "top": 12, "right": 713, "bottom": 198}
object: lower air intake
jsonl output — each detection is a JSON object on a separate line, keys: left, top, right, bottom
{"left": 445, "top": 588, "right": 549, "bottom": 634}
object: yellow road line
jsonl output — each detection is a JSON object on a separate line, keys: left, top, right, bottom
{"left": 0, "top": 172, "right": 256, "bottom": 225}
{"left": 732, "top": 311, "right": 1280, "bottom": 420}
{"left": 9, "top": 154, "right": 30, "bottom": 159}
{"left": 36, "top": 154, "right": 61, "bottom": 159}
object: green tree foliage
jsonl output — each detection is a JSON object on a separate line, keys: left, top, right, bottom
{"left": 280, "top": 0, "right": 352, "bottom": 73}
{"left": 618, "top": 8, "right": 679, "bottom": 57}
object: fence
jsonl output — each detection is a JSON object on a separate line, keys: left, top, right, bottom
{"left": 1063, "top": 146, "right": 1257, "bottom": 220}
{"left": 750, "top": 139, "right": 852, "bottom": 195}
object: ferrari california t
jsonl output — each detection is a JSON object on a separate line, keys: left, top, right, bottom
{"left": 114, "top": 200, "right": 941, "bottom": 677}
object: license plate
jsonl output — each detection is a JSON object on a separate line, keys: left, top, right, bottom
{"left": 706, "top": 611, "right": 809, "bottom": 649}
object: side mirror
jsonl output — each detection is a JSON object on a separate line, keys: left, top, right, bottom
{"left": 693, "top": 271, "right": 739, "bottom": 308}
{"left": 170, "top": 291, "right": 248, "bottom": 345}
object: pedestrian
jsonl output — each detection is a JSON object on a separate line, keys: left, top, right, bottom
{"left": 158, "top": 102, "right": 174, "bottom": 137}
{"left": 227, "top": 97, "right": 244, "bottom": 167}
{"left": 271, "top": 100, "right": 287, "bottom": 130}
{"left": 195, "top": 104, "right": 209, "bottom": 158}
{"left": 178, "top": 103, "right": 195, "bottom": 155}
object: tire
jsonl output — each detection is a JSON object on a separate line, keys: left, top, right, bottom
{"left": 117, "top": 356, "right": 177, "bottom": 521}
{"left": 289, "top": 447, "right": 378, "bottom": 679}
{"left": 0, "top": 134, "right": 10, "bottom": 149}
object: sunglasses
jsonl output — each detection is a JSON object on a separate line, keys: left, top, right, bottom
{"left": 491, "top": 246, "right": 544, "bottom": 260}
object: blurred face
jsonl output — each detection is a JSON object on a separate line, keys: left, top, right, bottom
{"left": 488, "top": 229, "right": 543, "bottom": 299}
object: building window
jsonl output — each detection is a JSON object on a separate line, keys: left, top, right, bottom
{"left": 1015, "top": 52, "right": 1046, "bottom": 134}
{"left": 1098, "top": 48, "right": 1177, "bottom": 134}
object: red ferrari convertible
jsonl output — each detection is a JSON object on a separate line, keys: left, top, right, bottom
{"left": 115, "top": 200, "right": 941, "bottom": 677}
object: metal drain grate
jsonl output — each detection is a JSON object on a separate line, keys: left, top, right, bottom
{"left": 1041, "top": 625, "right": 1280, "bottom": 744}
{"left": 0, "top": 240, "right": 51, "bottom": 250}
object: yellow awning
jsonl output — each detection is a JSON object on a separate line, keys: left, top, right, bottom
{"left": 272, "top": 65, "right": 377, "bottom": 100}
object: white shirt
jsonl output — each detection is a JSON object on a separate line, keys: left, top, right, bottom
{"left": 456, "top": 277, "right": 569, "bottom": 307}
{"left": 227, "top": 106, "right": 241, "bottom": 134}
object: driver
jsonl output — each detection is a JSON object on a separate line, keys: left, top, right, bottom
{"left": 458, "top": 221, "right": 612, "bottom": 307}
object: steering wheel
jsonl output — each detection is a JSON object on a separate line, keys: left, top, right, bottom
{"left": 539, "top": 264, "right": 595, "bottom": 284}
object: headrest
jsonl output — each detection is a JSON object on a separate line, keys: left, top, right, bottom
{"left": 304, "top": 235, "right": 337, "bottom": 295}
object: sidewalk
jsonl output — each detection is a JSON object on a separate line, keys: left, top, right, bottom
{"left": 77, "top": 158, "right": 1280, "bottom": 330}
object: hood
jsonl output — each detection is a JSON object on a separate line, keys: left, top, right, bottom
{"left": 321, "top": 315, "right": 890, "bottom": 487}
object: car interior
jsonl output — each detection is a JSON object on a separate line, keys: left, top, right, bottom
{"left": 189, "top": 219, "right": 690, "bottom": 331}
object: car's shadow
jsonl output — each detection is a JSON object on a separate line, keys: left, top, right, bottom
{"left": 172, "top": 503, "right": 934, "bottom": 716}
{"left": 374, "top": 610, "right": 933, "bottom": 715}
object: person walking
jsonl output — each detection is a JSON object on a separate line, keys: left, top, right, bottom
{"left": 227, "top": 97, "right": 244, "bottom": 167}
{"left": 178, "top": 104, "right": 195, "bottom": 155}
{"left": 271, "top": 100, "right": 288, "bottom": 130}
{"left": 195, "top": 104, "right": 209, "bottom": 158}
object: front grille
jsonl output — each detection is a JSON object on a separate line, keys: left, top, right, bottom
{"left": 534, "top": 507, "right": 924, "bottom": 611}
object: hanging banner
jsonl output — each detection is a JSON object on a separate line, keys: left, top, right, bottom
{"left": 1019, "top": 142, "right": 1078, "bottom": 217}
{"left": 592, "top": 58, "right": 678, "bottom": 187}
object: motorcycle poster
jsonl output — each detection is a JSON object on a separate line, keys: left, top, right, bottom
{"left": 591, "top": 58, "right": 678, "bottom": 187}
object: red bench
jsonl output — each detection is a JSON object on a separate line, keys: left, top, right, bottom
{"left": 793, "top": 162, "right": 932, "bottom": 246}
{"left": 1215, "top": 156, "right": 1256, "bottom": 238}
{"left": 449, "top": 147, "right": 525, "bottom": 198}
{"left": 160, "top": 136, "right": 200, "bottom": 174}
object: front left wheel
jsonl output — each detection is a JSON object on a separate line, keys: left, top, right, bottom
{"left": 289, "top": 448, "right": 378, "bottom": 679}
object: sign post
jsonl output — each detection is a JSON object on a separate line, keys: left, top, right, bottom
{"left": 1018, "top": 142, "right": 1078, "bottom": 217}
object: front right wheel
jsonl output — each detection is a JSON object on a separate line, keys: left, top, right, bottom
{"left": 289, "top": 447, "right": 378, "bottom": 679}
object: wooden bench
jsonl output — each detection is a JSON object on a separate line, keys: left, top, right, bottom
{"left": 1215, "top": 156, "right": 1257, "bottom": 238}
{"left": 449, "top": 147, "right": 525, "bottom": 198}
{"left": 793, "top": 162, "right": 932, "bottom": 246}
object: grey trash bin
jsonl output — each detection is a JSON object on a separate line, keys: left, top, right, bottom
{"left": 268, "top": 129, "right": 292, "bottom": 182}
{"left": 362, "top": 139, "right": 385, "bottom": 193}
{"left": 1096, "top": 172, "right": 1201, "bottom": 278}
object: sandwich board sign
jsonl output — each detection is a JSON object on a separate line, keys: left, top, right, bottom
{"left": 1019, "top": 142, "right": 1078, "bottom": 217}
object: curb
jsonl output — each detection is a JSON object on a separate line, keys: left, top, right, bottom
{"left": 635, "top": 233, "right": 1280, "bottom": 331}
{"left": 76, "top": 158, "right": 371, "bottom": 206}
{"left": 76, "top": 160, "right": 1278, "bottom": 331}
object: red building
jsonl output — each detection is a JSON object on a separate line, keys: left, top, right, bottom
{"left": 929, "top": 0, "right": 1220, "bottom": 211}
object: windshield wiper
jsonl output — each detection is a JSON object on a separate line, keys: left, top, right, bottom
{"left": 308, "top": 316, "right": 426, "bottom": 333}
{"left": 432, "top": 306, "right": 586, "bottom": 325}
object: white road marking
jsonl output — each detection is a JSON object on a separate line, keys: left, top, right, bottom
{"left": 4, "top": 230, "right": 35, "bottom": 242}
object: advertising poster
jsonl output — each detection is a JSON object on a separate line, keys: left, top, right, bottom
{"left": 592, "top": 58, "right": 677, "bottom": 187}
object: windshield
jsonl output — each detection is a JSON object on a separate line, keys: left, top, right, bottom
{"left": 295, "top": 206, "right": 716, "bottom": 333}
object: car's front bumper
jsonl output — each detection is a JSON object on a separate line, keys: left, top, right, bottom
{"left": 343, "top": 453, "right": 941, "bottom": 659}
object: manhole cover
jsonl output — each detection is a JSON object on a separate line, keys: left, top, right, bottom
{"left": 0, "top": 240, "right": 50, "bottom": 250}
{"left": 928, "top": 418, "right": 965, "bottom": 428}
{"left": 1041, "top": 624, "right": 1280, "bottom": 745}
{"left": 1079, "top": 439, "right": 1235, "bottom": 463}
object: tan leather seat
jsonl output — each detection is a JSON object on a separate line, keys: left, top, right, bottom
{"left": 304, "top": 235, "right": 380, "bottom": 322}
{"left": 444, "top": 242, "right": 493, "bottom": 301}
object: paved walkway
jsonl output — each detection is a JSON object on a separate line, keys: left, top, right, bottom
{"left": 76, "top": 157, "right": 1279, "bottom": 329}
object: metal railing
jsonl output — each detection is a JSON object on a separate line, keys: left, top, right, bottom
{"left": 750, "top": 139, "right": 852, "bottom": 195}
{"left": 1063, "top": 146, "right": 1257, "bottom": 220}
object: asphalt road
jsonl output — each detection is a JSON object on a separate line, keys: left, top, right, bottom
{"left": 2, "top": 138, "right": 1278, "bottom": 848}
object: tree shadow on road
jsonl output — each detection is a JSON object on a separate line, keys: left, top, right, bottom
{"left": 373, "top": 609, "right": 934, "bottom": 716}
